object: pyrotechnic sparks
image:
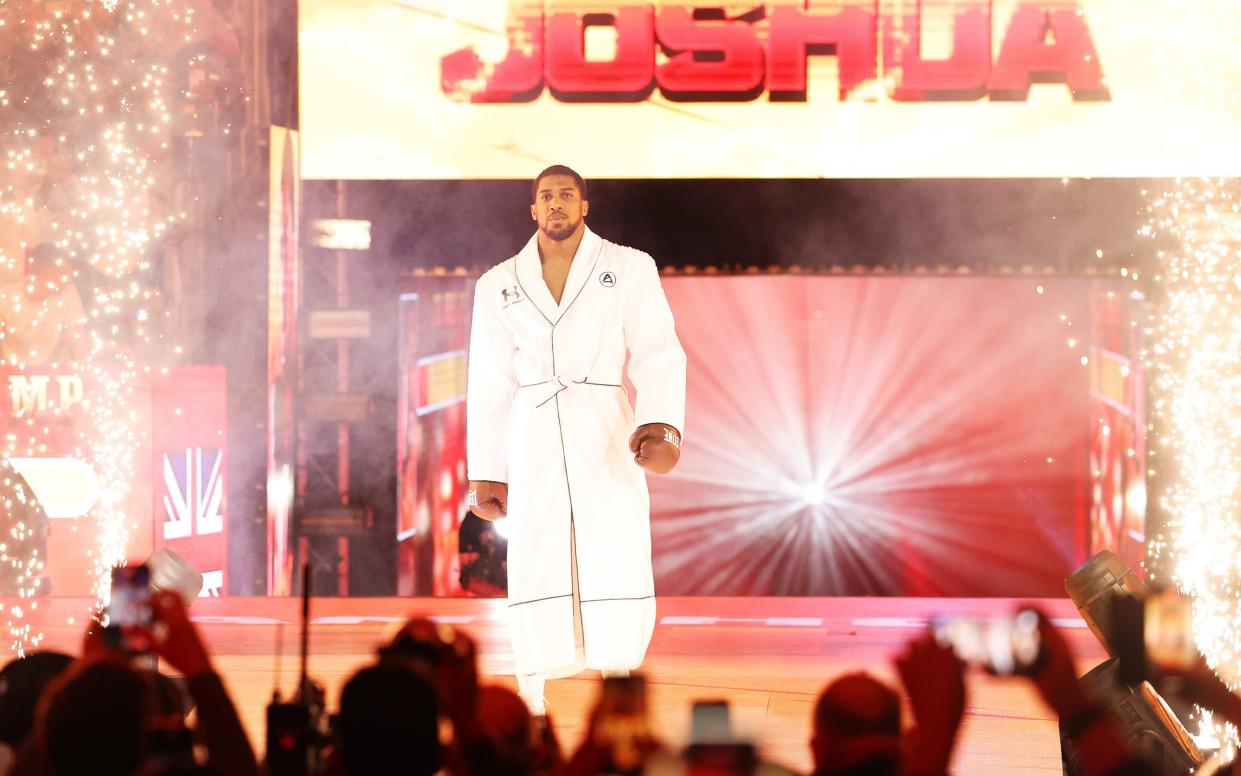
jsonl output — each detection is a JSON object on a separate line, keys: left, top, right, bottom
{"left": 1144, "top": 178, "right": 1241, "bottom": 745}
{"left": 0, "top": 1, "right": 202, "bottom": 654}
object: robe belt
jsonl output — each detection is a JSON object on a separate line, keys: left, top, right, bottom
{"left": 518, "top": 376, "right": 623, "bottom": 409}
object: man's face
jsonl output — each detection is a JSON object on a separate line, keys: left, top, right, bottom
{"left": 530, "top": 174, "right": 588, "bottom": 242}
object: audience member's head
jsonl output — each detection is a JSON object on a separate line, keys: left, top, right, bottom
{"left": 477, "top": 684, "right": 535, "bottom": 768}
{"left": 41, "top": 658, "right": 151, "bottom": 776}
{"left": 811, "top": 672, "right": 901, "bottom": 776}
{"left": 339, "top": 662, "right": 442, "bottom": 776}
{"left": 0, "top": 651, "right": 74, "bottom": 752}
{"left": 380, "top": 616, "right": 459, "bottom": 676}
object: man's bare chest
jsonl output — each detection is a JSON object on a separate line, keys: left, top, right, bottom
{"left": 541, "top": 260, "right": 572, "bottom": 304}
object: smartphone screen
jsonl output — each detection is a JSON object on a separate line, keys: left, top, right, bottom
{"left": 690, "top": 700, "right": 732, "bottom": 744}
{"left": 107, "top": 565, "right": 153, "bottom": 653}
{"left": 931, "top": 611, "right": 1041, "bottom": 675}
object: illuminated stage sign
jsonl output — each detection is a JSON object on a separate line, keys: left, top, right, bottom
{"left": 300, "top": 0, "right": 1241, "bottom": 178}
{"left": 7, "top": 374, "right": 85, "bottom": 416}
{"left": 440, "top": 2, "right": 1107, "bottom": 102}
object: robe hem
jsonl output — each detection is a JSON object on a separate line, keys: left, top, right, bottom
{"left": 580, "top": 595, "right": 655, "bottom": 604}
{"left": 508, "top": 593, "right": 573, "bottom": 608}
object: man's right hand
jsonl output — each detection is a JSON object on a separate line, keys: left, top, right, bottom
{"left": 468, "top": 481, "right": 508, "bottom": 521}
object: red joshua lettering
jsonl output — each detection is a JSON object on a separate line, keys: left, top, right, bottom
{"left": 546, "top": 5, "right": 655, "bottom": 100}
{"left": 441, "top": 0, "right": 543, "bottom": 103}
{"left": 655, "top": 7, "right": 765, "bottom": 100}
{"left": 987, "top": 3, "right": 1109, "bottom": 100}
{"left": 439, "top": 2, "right": 1108, "bottom": 104}
{"left": 883, "top": 0, "right": 991, "bottom": 101}
{"left": 767, "top": 2, "right": 877, "bottom": 100}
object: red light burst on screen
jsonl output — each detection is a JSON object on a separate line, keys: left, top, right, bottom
{"left": 649, "top": 276, "right": 1099, "bottom": 596}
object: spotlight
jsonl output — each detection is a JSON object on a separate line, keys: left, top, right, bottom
{"left": 801, "top": 483, "right": 825, "bottom": 507}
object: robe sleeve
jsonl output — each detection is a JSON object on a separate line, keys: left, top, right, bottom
{"left": 623, "top": 254, "right": 687, "bottom": 436}
{"left": 466, "top": 273, "right": 518, "bottom": 483}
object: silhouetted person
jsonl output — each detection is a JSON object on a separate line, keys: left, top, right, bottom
{"left": 39, "top": 658, "right": 150, "bottom": 776}
{"left": 811, "top": 673, "right": 902, "bottom": 776}
{"left": 338, "top": 663, "right": 442, "bottom": 776}
{"left": 0, "top": 651, "right": 73, "bottom": 772}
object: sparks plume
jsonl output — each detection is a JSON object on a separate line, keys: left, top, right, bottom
{"left": 0, "top": 0, "right": 200, "bottom": 654}
{"left": 1144, "top": 177, "right": 1241, "bottom": 749}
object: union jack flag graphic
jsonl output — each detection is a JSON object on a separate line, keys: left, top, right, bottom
{"left": 200, "top": 570, "right": 224, "bottom": 598}
{"left": 163, "top": 448, "right": 224, "bottom": 540}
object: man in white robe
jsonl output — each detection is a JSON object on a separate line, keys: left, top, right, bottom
{"left": 466, "top": 165, "right": 686, "bottom": 714}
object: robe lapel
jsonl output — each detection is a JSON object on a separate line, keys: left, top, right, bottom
{"left": 515, "top": 227, "right": 604, "bottom": 326}
{"left": 555, "top": 226, "right": 603, "bottom": 321}
{"left": 515, "top": 233, "right": 557, "bottom": 325}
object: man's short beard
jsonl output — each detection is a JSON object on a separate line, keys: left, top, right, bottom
{"left": 540, "top": 216, "right": 579, "bottom": 241}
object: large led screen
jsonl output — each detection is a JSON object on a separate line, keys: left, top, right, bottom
{"left": 405, "top": 273, "right": 1133, "bottom": 596}
{"left": 300, "top": 1, "right": 1241, "bottom": 179}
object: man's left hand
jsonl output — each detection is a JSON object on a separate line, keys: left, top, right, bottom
{"left": 628, "top": 423, "right": 681, "bottom": 475}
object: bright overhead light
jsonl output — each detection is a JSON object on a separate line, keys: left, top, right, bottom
{"left": 801, "top": 483, "right": 825, "bottom": 507}
{"left": 311, "top": 219, "right": 372, "bottom": 250}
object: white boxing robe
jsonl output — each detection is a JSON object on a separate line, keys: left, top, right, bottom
{"left": 466, "top": 226, "right": 686, "bottom": 677}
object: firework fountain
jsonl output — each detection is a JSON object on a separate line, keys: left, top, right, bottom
{"left": 0, "top": 0, "right": 204, "bottom": 655}
{"left": 1145, "top": 178, "right": 1241, "bottom": 747}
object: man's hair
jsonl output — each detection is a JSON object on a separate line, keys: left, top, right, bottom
{"left": 0, "top": 651, "right": 74, "bottom": 748}
{"left": 531, "top": 164, "right": 587, "bottom": 204}
{"left": 814, "top": 672, "right": 901, "bottom": 739}
{"left": 340, "top": 662, "right": 442, "bottom": 776}
{"left": 42, "top": 658, "right": 149, "bottom": 776}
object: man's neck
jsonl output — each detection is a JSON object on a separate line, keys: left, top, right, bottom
{"left": 537, "top": 224, "right": 586, "bottom": 264}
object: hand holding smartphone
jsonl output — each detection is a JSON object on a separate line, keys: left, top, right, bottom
{"left": 101, "top": 565, "right": 214, "bottom": 677}
{"left": 1113, "top": 589, "right": 1197, "bottom": 685}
